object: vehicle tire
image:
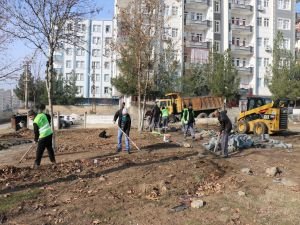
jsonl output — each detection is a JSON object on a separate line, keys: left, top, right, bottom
{"left": 209, "top": 112, "right": 216, "bottom": 118}
{"left": 62, "top": 121, "right": 67, "bottom": 129}
{"left": 169, "top": 114, "right": 177, "bottom": 123}
{"left": 237, "top": 120, "right": 250, "bottom": 134}
{"left": 197, "top": 113, "right": 208, "bottom": 118}
{"left": 253, "top": 122, "right": 267, "bottom": 136}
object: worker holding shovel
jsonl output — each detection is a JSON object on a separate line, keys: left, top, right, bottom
{"left": 114, "top": 107, "right": 132, "bottom": 154}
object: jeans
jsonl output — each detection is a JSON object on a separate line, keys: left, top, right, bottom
{"left": 162, "top": 116, "right": 168, "bottom": 128}
{"left": 35, "top": 134, "right": 56, "bottom": 166}
{"left": 184, "top": 123, "right": 195, "bottom": 138}
{"left": 221, "top": 132, "right": 229, "bottom": 156}
{"left": 117, "top": 128, "right": 130, "bottom": 151}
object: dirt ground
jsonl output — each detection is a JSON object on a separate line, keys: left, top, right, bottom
{"left": 0, "top": 124, "right": 300, "bottom": 225}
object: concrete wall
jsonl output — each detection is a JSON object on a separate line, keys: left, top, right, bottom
{"left": 18, "top": 105, "right": 120, "bottom": 115}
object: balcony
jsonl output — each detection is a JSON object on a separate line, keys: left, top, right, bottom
{"left": 231, "top": 24, "right": 253, "bottom": 35}
{"left": 184, "top": 19, "right": 210, "bottom": 31}
{"left": 230, "top": 45, "right": 253, "bottom": 56}
{"left": 184, "top": 0, "right": 209, "bottom": 11}
{"left": 236, "top": 67, "right": 253, "bottom": 76}
{"left": 230, "top": 1, "right": 253, "bottom": 15}
{"left": 185, "top": 40, "right": 210, "bottom": 49}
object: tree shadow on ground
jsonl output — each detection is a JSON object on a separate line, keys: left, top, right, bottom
{"left": 0, "top": 152, "right": 198, "bottom": 195}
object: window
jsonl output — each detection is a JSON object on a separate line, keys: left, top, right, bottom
{"left": 76, "top": 48, "right": 85, "bottom": 56}
{"left": 92, "top": 61, "right": 100, "bottom": 69}
{"left": 214, "top": 1, "right": 220, "bottom": 13}
{"left": 214, "top": 20, "right": 220, "bottom": 33}
{"left": 96, "top": 74, "right": 100, "bottom": 81}
{"left": 96, "top": 87, "right": 100, "bottom": 95}
{"left": 66, "top": 73, "right": 72, "bottom": 80}
{"left": 76, "top": 73, "right": 84, "bottom": 81}
{"left": 104, "top": 87, "right": 109, "bottom": 94}
{"left": 257, "top": 17, "right": 262, "bottom": 26}
{"left": 264, "top": 18, "right": 269, "bottom": 27}
{"left": 236, "top": 58, "right": 240, "bottom": 67}
{"left": 92, "top": 49, "right": 100, "bottom": 57}
{"left": 104, "top": 74, "right": 110, "bottom": 82}
{"left": 191, "top": 33, "right": 202, "bottom": 42}
{"left": 263, "top": 38, "right": 269, "bottom": 47}
{"left": 242, "top": 19, "right": 246, "bottom": 26}
{"left": 105, "top": 38, "right": 112, "bottom": 45}
{"left": 257, "top": 37, "right": 262, "bottom": 46}
{"left": 76, "top": 61, "right": 84, "bottom": 69}
{"left": 278, "top": 0, "right": 291, "bottom": 10}
{"left": 242, "top": 58, "right": 246, "bottom": 67}
{"left": 214, "top": 41, "right": 220, "bottom": 52}
{"left": 66, "top": 48, "right": 72, "bottom": 56}
{"left": 264, "top": 58, "right": 269, "bottom": 67}
{"left": 258, "top": 57, "right": 262, "bottom": 67}
{"left": 105, "top": 25, "right": 111, "bottom": 33}
{"left": 283, "top": 38, "right": 290, "bottom": 49}
{"left": 231, "top": 17, "right": 235, "bottom": 24}
{"left": 191, "top": 12, "right": 202, "bottom": 21}
{"left": 93, "top": 25, "right": 101, "bottom": 32}
{"left": 172, "top": 6, "right": 178, "bottom": 15}
{"left": 78, "top": 24, "right": 86, "bottom": 32}
{"left": 172, "top": 28, "right": 178, "bottom": 37}
{"left": 278, "top": 18, "right": 290, "bottom": 30}
{"left": 104, "top": 49, "right": 110, "bottom": 57}
{"left": 164, "top": 5, "right": 169, "bottom": 16}
{"left": 163, "top": 27, "right": 169, "bottom": 35}
{"left": 77, "top": 86, "right": 83, "bottom": 95}
{"left": 67, "top": 23, "right": 73, "bottom": 31}
{"left": 104, "top": 62, "right": 110, "bottom": 69}
{"left": 66, "top": 60, "right": 71, "bottom": 68}
{"left": 235, "top": 18, "right": 240, "bottom": 25}
{"left": 258, "top": 0, "right": 262, "bottom": 6}
{"left": 283, "top": 19, "right": 290, "bottom": 30}
{"left": 93, "top": 37, "right": 101, "bottom": 45}
{"left": 264, "top": 0, "right": 269, "bottom": 7}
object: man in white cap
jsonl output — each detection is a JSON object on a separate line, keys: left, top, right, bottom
{"left": 115, "top": 107, "right": 131, "bottom": 153}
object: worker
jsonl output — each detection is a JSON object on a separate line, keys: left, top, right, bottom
{"left": 161, "top": 106, "right": 169, "bottom": 130}
{"left": 182, "top": 104, "right": 195, "bottom": 140}
{"left": 116, "top": 108, "right": 131, "bottom": 154}
{"left": 181, "top": 104, "right": 188, "bottom": 132}
{"left": 113, "top": 102, "right": 125, "bottom": 124}
{"left": 28, "top": 109, "right": 56, "bottom": 169}
{"left": 150, "top": 101, "right": 162, "bottom": 132}
{"left": 214, "top": 110, "right": 232, "bottom": 158}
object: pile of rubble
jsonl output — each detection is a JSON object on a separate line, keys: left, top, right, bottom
{"left": 202, "top": 131, "right": 293, "bottom": 153}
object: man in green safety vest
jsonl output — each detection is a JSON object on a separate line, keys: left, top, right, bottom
{"left": 161, "top": 106, "right": 169, "bottom": 130}
{"left": 182, "top": 104, "right": 195, "bottom": 140}
{"left": 28, "top": 110, "right": 56, "bottom": 168}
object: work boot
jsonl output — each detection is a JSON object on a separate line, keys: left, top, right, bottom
{"left": 32, "top": 163, "right": 40, "bottom": 169}
{"left": 116, "top": 148, "right": 121, "bottom": 153}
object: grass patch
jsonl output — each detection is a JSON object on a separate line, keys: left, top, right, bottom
{"left": 0, "top": 189, "right": 42, "bottom": 213}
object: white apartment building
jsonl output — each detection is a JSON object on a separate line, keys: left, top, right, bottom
{"left": 113, "top": 0, "right": 296, "bottom": 98}
{"left": 53, "top": 20, "right": 114, "bottom": 101}
{"left": 184, "top": 0, "right": 295, "bottom": 97}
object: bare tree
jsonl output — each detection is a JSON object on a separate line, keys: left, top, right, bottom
{"left": 113, "top": 0, "right": 178, "bottom": 131}
{"left": 0, "top": 0, "right": 98, "bottom": 146}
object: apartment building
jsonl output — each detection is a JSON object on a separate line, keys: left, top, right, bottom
{"left": 0, "top": 89, "right": 11, "bottom": 111}
{"left": 53, "top": 20, "right": 114, "bottom": 100}
{"left": 183, "top": 0, "right": 295, "bottom": 96}
{"left": 112, "top": 0, "right": 296, "bottom": 99}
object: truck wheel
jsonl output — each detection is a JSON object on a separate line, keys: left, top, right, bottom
{"left": 253, "top": 122, "right": 267, "bottom": 136}
{"left": 209, "top": 112, "right": 216, "bottom": 118}
{"left": 169, "top": 114, "right": 177, "bottom": 123}
{"left": 237, "top": 120, "right": 250, "bottom": 134}
{"left": 197, "top": 113, "right": 208, "bottom": 118}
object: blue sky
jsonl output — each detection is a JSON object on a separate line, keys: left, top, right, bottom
{"left": 1, "top": 1, "right": 300, "bottom": 89}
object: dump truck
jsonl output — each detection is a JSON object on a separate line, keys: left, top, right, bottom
{"left": 237, "top": 96, "right": 288, "bottom": 135}
{"left": 147, "top": 93, "right": 223, "bottom": 122}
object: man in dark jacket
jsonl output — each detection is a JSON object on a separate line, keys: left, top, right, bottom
{"left": 113, "top": 102, "right": 125, "bottom": 125}
{"left": 28, "top": 110, "right": 56, "bottom": 168}
{"left": 215, "top": 110, "right": 232, "bottom": 158}
{"left": 115, "top": 107, "right": 131, "bottom": 153}
{"left": 150, "top": 102, "right": 162, "bottom": 132}
{"left": 182, "top": 104, "right": 195, "bottom": 140}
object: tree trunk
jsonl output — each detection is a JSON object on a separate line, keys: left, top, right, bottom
{"left": 46, "top": 52, "right": 56, "bottom": 150}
